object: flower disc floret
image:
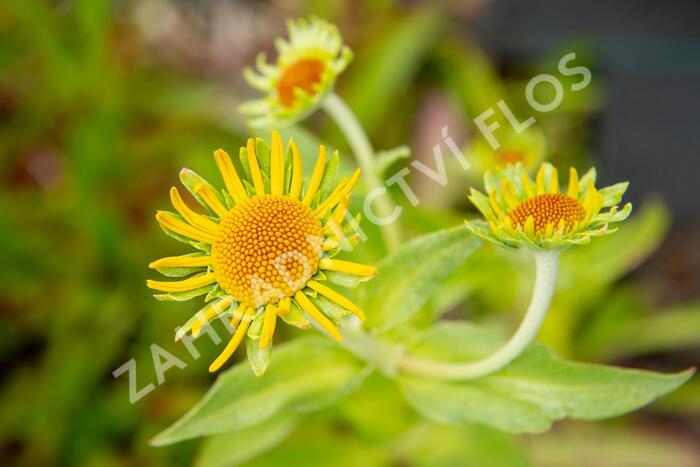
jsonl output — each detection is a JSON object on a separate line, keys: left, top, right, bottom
{"left": 212, "top": 195, "right": 323, "bottom": 307}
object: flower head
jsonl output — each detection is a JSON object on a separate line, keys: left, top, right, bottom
{"left": 465, "top": 162, "right": 632, "bottom": 250}
{"left": 147, "top": 131, "right": 375, "bottom": 374}
{"left": 467, "top": 127, "right": 546, "bottom": 175}
{"left": 240, "top": 17, "right": 353, "bottom": 128}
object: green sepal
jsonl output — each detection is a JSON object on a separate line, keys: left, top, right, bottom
{"left": 179, "top": 168, "right": 222, "bottom": 217}
{"left": 311, "top": 295, "right": 351, "bottom": 326}
{"left": 280, "top": 300, "right": 311, "bottom": 329}
{"left": 153, "top": 285, "right": 215, "bottom": 302}
{"left": 323, "top": 270, "right": 371, "bottom": 289}
{"left": 246, "top": 335, "right": 272, "bottom": 377}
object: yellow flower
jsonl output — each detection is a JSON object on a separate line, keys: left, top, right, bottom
{"left": 467, "top": 126, "right": 546, "bottom": 175}
{"left": 465, "top": 162, "right": 632, "bottom": 250}
{"left": 147, "top": 131, "right": 376, "bottom": 374}
{"left": 240, "top": 17, "right": 353, "bottom": 128}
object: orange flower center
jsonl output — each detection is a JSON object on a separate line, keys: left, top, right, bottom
{"left": 498, "top": 150, "right": 525, "bottom": 165}
{"left": 211, "top": 195, "right": 324, "bottom": 308}
{"left": 508, "top": 193, "right": 585, "bottom": 233}
{"left": 276, "top": 58, "right": 325, "bottom": 107}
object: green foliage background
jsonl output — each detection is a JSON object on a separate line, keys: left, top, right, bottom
{"left": 0, "top": 1, "right": 698, "bottom": 466}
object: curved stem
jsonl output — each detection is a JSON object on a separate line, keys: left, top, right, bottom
{"left": 399, "top": 251, "right": 559, "bottom": 380}
{"left": 321, "top": 93, "right": 401, "bottom": 251}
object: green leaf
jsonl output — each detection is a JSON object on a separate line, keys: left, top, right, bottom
{"left": 361, "top": 226, "right": 482, "bottom": 332}
{"left": 397, "top": 422, "right": 530, "bottom": 467}
{"left": 579, "top": 299, "right": 700, "bottom": 360}
{"left": 150, "top": 337, "right": 368, "bottom": 445}
{"left": 399, "top": 322, "right": 693, "bottom": 433}
{"left": 195, "top": 414, "right": 299, "bottom": 467}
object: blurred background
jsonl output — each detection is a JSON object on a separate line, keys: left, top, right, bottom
{"left": 1, "top": 1, "right": 699, "bottom": 466}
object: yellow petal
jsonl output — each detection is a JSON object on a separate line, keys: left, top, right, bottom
{"left": 319, "top": 258, "right": 376, "bottom": 276}
{"left": 208, "top": 307, "right": 252, "bottom": 372}
{"left": 194, "top": 183, "right": 228, "bottom": 218}
{"left": 289, "top": 139, "right": 303, "bottom": 200}
{"left": 315, "top": 178, "right": 347, "bottom": 218}
{"left": 214, "top": 149, "right": 248, "bottom": 204}
{"left": 277, "top": 297, "right": 291, "bottom": 316}
{"left": 259, "top": 303, "right": 277, "bottom": 349}
{"left": 246, "top": 138, "right": 265, "bottom": 196}
{"left": 567, "top": 167, "right": 579, "bottom": 198}
{"left": 340, "top": 168, "right": 361, "bottom": 196}
{"left": 156, "top": 211, "right": 214, "bottom": 244}
{"left": 488, "top": 189, "right": 505, "bottom": 219}
{"left": 536, "top": 165, "right": 546, "bottom": 195}
{"left": 520, "top": 172, "right": 535, "bottom": 198}
{"left": 331, "top": 195, "right": 349, "bottom": 226}
{"left": 307, "top": 280, "right": 365, "bottom": 320}
{"left": 501, "top": 179, "right": 519, "bottom": 209}
{"left": 524, "top": 215, "right": 535, "bottom": 238}
{"left": 550, "top": 167, "right": 559, "bottom": 193}
{"left": 544, "top": 222, "right": 554, "bottom": 238}
{"left": 170, "top": 187, "right": 219, "bottom": 233}
{"left": 270, "top": 130, "right": 285, "bottom": 196}
{"left": 294, "top": 291, "right": 341, "bottom": 341}
{"left": 302, "top": 145, "right": 327, "bottom": 205}
{"left": 149, "top": 255, "right": 211, "bottom": 269}
{"left": 192, "top": 297, "right": 234, "bottom": 337}
{"left": 147, "top": 272, "right": 216, "bottom": 293}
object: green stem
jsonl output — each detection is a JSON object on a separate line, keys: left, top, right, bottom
{"left": 398, "top": 251, "right": 559, "bottom": 380}
{"left": 321, "top": 92, "right": 401, "bottom": 251}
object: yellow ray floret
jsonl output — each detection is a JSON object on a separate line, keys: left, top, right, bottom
{"left": 156, "top": 211, "right": 214, "bottom": 244}
{"left": 194, "top": 183, "right": 228, "bottom": 218}
{"left": 270, "top": 130, "right": 285, "bottom": 195}
{"left": 192, "top": 296, "right": 234, "bottom": 337}
{"left": 149, "top": 255, "right": 211, "bottom": 270}
{"left": 295, "top": 291, "right": 342, "bottom": 341}
{"left": 170, "top": 187, "right": 219, "bottom": 233}
{"left": 147, "top": 272, "right": 217, "bottom": 293}
{"left": 209, "top": 305, "right": 253, "bottom": 372}
{"left": 260, "top": 303, "right": 278, "bottom": 349}
{"left": 246, "top": 138, "right": 265, "bottom": 196}
{"left": 289, "top": 140, "right": 303, "bottom": 200}
{"left": 319, "top": 258, "right": 377, "bottom": 276}
{"left": 214, "top": 149, "right": 248, "bottom": 204}
{"left": 302, "top": 145, "right": 327, "bottom": 205}
{"left": 307, "top": 280, "right": 365, "bottom": 320}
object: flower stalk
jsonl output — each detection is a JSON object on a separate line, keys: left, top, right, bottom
{"left": 398, "top": 251, "right": 559, "bottom": 380}
{"left": 322, "top": 92, "right": 402, "bottom": 251}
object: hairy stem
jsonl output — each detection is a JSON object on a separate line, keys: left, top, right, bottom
{"left": 321, "top": 92, "right": 401, "bottom": 251}
{"left": 398, "top": 251, "right": 559, "bottom": 380}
